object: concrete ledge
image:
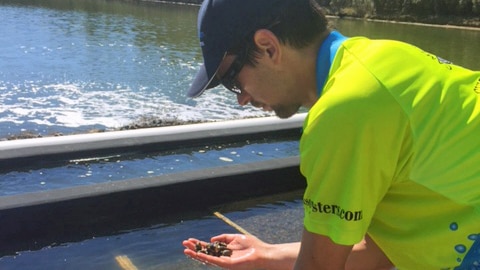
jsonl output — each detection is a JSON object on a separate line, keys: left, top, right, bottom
{"left": 0, "top": 114, "right": 305, "bottom": 170}
{"left": 0, "top": 156, "right": 305, "bottom": 256}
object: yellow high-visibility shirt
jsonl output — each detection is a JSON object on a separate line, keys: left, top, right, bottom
{"left": 301, "top": 32, "right": 480, "bottom": 269}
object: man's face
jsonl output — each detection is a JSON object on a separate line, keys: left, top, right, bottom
{"left": 216, "top": 53, "right": 302, "bottom": 119}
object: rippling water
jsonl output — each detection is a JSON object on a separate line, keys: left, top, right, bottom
{"left": 0, "top": 0, "right": 272, "bottom": 139}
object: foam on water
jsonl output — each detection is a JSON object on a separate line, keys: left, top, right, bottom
{"left": 0, "top": 78, "right": 273, "bottom": 138}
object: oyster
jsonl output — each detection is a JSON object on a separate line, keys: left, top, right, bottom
{"left": 195, "top": 241, "right": 232, "bottom": 257}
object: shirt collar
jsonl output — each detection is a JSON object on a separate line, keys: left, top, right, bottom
{"left": 316, "top": 31, "right": 348, "bottom": 96}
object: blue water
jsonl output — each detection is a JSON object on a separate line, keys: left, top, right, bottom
{"left": 0, "top": 191, "right": 304, "bottom": 270}
{"left": 0, "top": 0, "right": 272, "bottom": 139}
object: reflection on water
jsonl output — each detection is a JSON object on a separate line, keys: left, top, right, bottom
{"left": 0, "top": 190, "right": 304, "bottom": 270}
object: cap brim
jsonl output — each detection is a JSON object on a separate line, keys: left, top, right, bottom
{"left": 188, "top": 64, "right": 221, "bottom": 98}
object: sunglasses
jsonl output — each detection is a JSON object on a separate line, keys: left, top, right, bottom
{"left": 219, "top": 49, "right": 247, "bottom": 95}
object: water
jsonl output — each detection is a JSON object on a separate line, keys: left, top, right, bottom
{"left": 0, "top": 0, "right": 272, "bottom": 139}
{"left": 0, "top": 139, "right": 299, "bottom": 196}
{"left": 0, "top": 190, "right": 304, "bottom": 270}
{"left": 1, "top": 0, "right": 479, "bottom": 139}
{"left": 333, "top": 19, "right": 480, "bottom": 70}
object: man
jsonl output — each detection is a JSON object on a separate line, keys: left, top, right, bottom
{"left": 182, "top": 0, "right": 480, "bottom": 269}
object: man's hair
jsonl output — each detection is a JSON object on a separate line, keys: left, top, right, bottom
{"left": 229, "top": 0, "right": 329, "bottom": 66}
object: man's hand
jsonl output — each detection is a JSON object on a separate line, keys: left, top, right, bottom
{"left": 183, "top": 234, "right": 266, "bottom": 270}
{"left": 183, "top": 233, "right": 300, "bottom": 270}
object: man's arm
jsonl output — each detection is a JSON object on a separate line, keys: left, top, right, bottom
{"left": 347, "top": 234, "right": 394, "bottom": 270}
{"left": 294, "top": 228, "right": 394, "bottom": 270}
{"left": 294, "top": 228, "right": 352, "bottom": 270}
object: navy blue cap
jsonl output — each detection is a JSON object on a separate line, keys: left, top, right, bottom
{"left": 187, "top": 0, "right": 287, "bottom": 98}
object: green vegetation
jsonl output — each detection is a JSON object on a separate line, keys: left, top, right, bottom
{"left": 318, "top": 0, "right": 480, "bottom": 26}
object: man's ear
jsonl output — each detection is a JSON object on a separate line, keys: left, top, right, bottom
{"left": 253, "top": 29, "right": 281, "bottom": 64}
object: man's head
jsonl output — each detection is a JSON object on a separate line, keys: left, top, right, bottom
{"left": 188, "top": 0, "right": 328, "bottom": 117}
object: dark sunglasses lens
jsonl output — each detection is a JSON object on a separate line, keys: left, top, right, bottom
{"left": 222, "top": 75, "right": 235, "bottom": 92}
{"left": 221, "top": 58, "right": 243, "bottom": 94}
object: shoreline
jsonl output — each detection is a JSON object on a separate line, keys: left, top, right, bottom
{"left": 339, "top": 15, "right": 480, "bottom": 31}
{"left": 136, "top": 0, "right": 480, "bottom": 30}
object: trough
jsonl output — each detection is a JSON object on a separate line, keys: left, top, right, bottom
{"left": 0, "top": 114, "right": 307, "bottom": 256}
{"left": 0, "top": 114, "right": 305, "bottom": 171}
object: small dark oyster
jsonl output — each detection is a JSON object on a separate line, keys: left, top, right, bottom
{"left": 195, "top": 241, "right": 232, "bottom": 257}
